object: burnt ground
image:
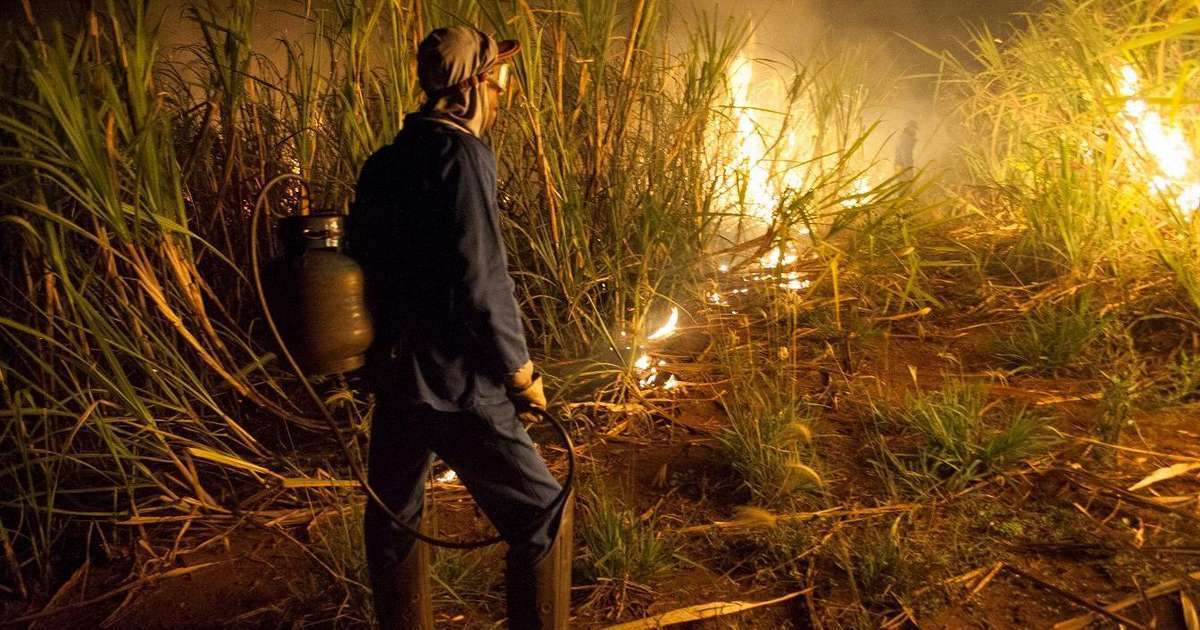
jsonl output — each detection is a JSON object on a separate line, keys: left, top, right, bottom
{"left": 7, "top": 301, "right": 1200, "bottom": 629}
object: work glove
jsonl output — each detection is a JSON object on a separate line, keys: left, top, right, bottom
{"left": 506, "top": 360, "right": 546, "bottom": 424}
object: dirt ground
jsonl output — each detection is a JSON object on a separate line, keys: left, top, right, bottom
{"left": 9, "top": 315, "right": 1200, "bottom": 629}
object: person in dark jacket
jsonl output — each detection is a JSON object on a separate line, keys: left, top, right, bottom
{"left": 349, "top": 26, "right": 571, "bottom": 630}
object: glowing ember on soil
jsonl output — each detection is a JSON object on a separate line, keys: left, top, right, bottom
{"left": 633, "top": 353, "right": 678, "bottom": 391}
{"left": 637, "top": 364, "right": 659, "bottom": 389}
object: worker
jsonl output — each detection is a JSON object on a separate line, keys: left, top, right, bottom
{"left": 895, "top": 119, "right": 918, "bottom": 175}
{"left": 348, "top": 26, "right": 572, "bottom": 630}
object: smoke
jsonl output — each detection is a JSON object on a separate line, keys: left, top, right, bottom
{"left": 674, "top": 0, "right": 1039, "bottom": 171}
{"left": 3, "top": 0, "right": 1037, "bottom": 170}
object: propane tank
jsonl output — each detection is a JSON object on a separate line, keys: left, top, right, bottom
{"left": 270, "top": 213, "right": 374, "bottom": 376}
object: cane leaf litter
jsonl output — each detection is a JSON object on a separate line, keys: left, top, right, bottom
{"left": 1, "top": 0, "right": 1199, "bottom": 627}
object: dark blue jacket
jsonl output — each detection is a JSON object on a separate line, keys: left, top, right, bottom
{"left": 349, "top": 114, "right": 529, "bottom": 411}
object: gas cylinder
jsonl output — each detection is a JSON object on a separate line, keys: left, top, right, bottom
{"left": 271, "top": 213, "right": 374, "bottom": 376}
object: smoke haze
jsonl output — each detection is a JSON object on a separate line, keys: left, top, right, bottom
{"left": 676, "top": 0, "right": 1040, "bottom": 169}
{"left": 3, "top": 0, "right": 1040, "bottom": 167}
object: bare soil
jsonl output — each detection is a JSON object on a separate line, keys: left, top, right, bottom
{"left": 10, "top": 319, "right": 1200, "bottom": 629}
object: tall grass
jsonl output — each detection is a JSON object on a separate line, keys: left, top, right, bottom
{"left": 713, "top": 312, "right": 826, "bottom": 505}
{"left": 578, "top": 486, "right": 674, "bottom": 587}
{"left": 1, "top": 0, "right": 433, "bottom": 591}
{"left": 833, "top": 523, "right": 914, "bottom": 615}
{"left": 0, "top": 1, "right": 295, "bottom": 588}
{"left": 942, "top": 0, "right": 1200, "bottom": 319}
{"left": 717, "top": 374, "right": 824, "bottom": 505}
{"left": 0, "top": 0, "right": 931, "bottom": 600}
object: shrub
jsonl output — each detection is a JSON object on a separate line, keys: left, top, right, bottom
{"left": 992, "top": 293, "right": 1107, "bottom": 375}
{"left": 872, "top": 382, "right": 1054, "bottom": 495}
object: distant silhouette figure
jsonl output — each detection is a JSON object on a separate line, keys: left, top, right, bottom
{"left": 895, "top": 120, "right": 918, "bottom": 174}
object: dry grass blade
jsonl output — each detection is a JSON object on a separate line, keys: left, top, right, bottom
{"left": 1004, "top": 564, "right": 1149, "bottom": 630}
{"left": 1059, "top": 433, "right": 1200, "bottom": 463}
{"left": 280, "top": 478, "right": 361, "bottom": 489}
{"left": 1183, "top": 591, "right": 1199, "bottom": 630}
{"left": 969, "top": 561, "right": 1005, "bottom": 596}
{"left": 677, "top": 504, "right": 916, "bottom": 535}
{"left": 185, "top": 447, "right": 279, "bottom": 479}
{"left": 1128, "top": 463, "right": 1200, "bottom": 491}
{"left": 1053, "top": 571, "right": 1200, "bottom": 630}
{"left": 601, "top": 588, "right": 811, "bottom": 630}
{"left": 27, "top": 560, "right": 90, "bottom": 630}
{"left": 1059, "top": 468, "right": 1200, "bottom": 523}
{"left": 732, "top": 506, "right": 779, "bottom": 528}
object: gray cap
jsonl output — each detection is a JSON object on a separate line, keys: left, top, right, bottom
{"left": 417, "top": 27, "right": 520, "bottom": 96}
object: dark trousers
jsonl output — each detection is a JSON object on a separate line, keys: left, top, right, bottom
{"left": 363, "top": 392, "right": 564, "bottom": 596}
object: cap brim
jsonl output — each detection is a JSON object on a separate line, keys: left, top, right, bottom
{"left": 496, "top": 39, "right": 521, "bottom": 61}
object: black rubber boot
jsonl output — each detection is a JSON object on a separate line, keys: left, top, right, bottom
{"left": 370, "top": 536, "right": 433, "bottom": 630}
{"left": 507, "top": 493, "right": 574, "bottom": 629}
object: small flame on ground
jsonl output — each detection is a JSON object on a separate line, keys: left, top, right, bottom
{"left": 633, "top": 352, "right": 679, "bottom": 391}
{"left": 840, "top": 176, "right": 873, "bottom": 209}
{"left": 436, "top": 469, "right": 458, "bottom": 483}
{"left": 647, "top": 307, "right": 679, "bottom": 341}
{"left": 761, "top": 246, "right": 798, "bottom": 269}
{"left": 780, "top": 278, "right": 812, "bottom": 291}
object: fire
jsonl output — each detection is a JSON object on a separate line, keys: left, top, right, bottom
{"left": 633, "top": 353, "right": 677, "bottom": 390}
{"left": 718, "top": 53, "right": 875, "bottom": 230}
{"left": 840, "top": 176, "right": 873, "bottom": 209}
{"left": 646, "top": 307, "right": 679, "bottom": 341}
{"left": 1118, "top": 65, "right": 1200, "bottom": 217}
{"left": 760, "top": 245, "right": 797, "bottom": 269}
{"left": 718, "top": 53, "right": 816, "bottom": 227}
{"left": 726, "top": 55, "right": 780, "bottom": 223}
{"left": 779, "top": 274, "right": 811, "bottom": 291}
{"left": 638, "top": 364, "right": 658, "bottom": 389}
{"left": 629, "top": 308, "right": 682, "bottom": 391}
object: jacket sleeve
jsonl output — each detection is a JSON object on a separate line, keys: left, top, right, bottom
{"left": 444, "top": 143, "right": 531, "bottom": 378}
